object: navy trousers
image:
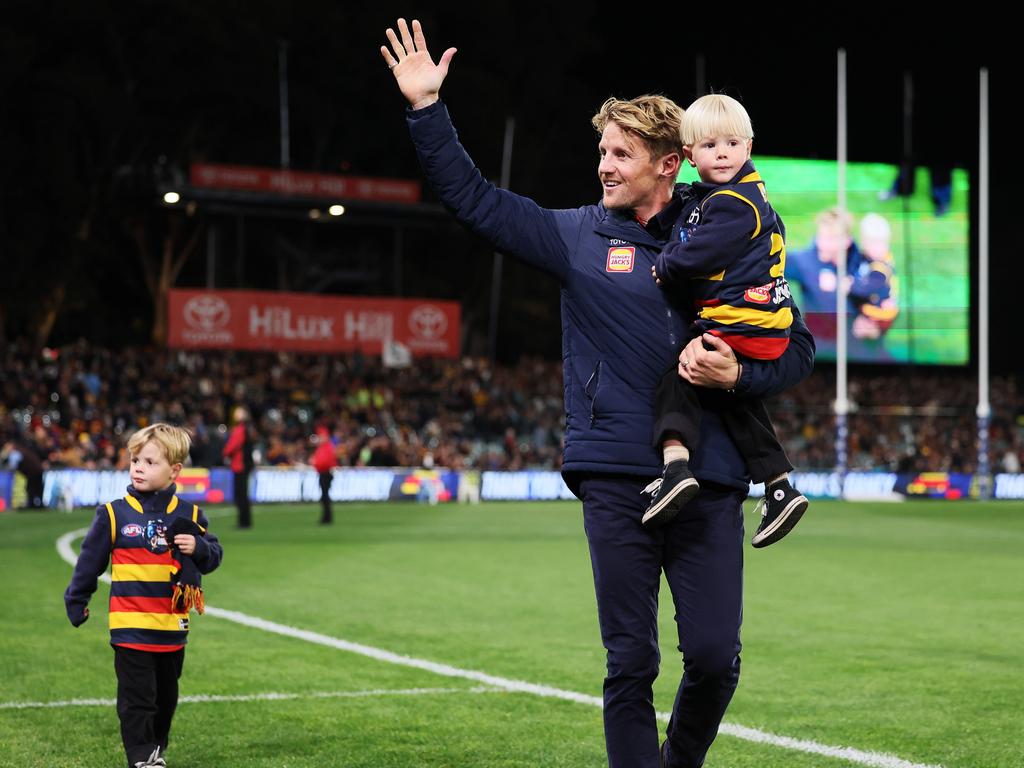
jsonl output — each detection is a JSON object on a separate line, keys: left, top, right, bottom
{"left": 579, "top": 474, "right": 745, "bottom": 768}
{"left": 114, "top": 646, "right": 185, "bottom": 768}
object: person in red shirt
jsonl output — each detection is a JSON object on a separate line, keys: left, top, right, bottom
{"left": 311, "top": 425, "right": 339, "bottom": 524}
{"left": 222, "top": 406, "right": 254, "bottom": 529}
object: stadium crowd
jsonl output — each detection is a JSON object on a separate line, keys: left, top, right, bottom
{"left": 2, "top": 341, "right": 1022, "bottom": 476}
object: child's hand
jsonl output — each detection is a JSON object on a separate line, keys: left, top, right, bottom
{"left": 68, "top": 605, "right": 89, "bottom": 627}
{"left": 651, "top": 265, "right": 662, "bottom": 286}
{"left": 174, "top": 534, "right": 196, "bottom": 555}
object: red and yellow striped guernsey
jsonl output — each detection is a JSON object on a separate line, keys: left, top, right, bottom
{"left": 105, "top": 492, "right": 202, "bottom": 652}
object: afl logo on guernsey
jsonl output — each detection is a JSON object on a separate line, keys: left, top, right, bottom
{"left": 606, "top": 247, "right": 635, "bottom": 273}
{"left": 121, "top": 523, "right": 144, "bottom": 538}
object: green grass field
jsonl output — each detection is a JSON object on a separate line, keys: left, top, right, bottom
{"left": 2, "top": 499, "right": 1022, "bottom": 767}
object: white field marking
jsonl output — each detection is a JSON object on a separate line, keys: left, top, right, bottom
{"left": 58, "top": 528, "right": 110, "bottom": 582}
{"left": 57, "top": 530, "right": 945, "bottom": 768}
{"left": 1, "top": 686, "right": 501, "bottom": 711}
{"left": 206, "top": 605, "right": 608, "bottom": 707}
{"left": 714, "top": 722, "right": 942, "bottom": 768}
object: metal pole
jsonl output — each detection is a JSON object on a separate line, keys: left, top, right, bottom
{"left": 901, "top": 71, "right": 915, "bottom": 363}
{"left": 279, "top": 40, "right": 291, "bottom": 169}
{"left": 977, "top": 68, "right": 991, "bottom": 497}
{"left": 487, "top": 117, "right": 515, "bottom": 361}
{"left": 206, "top": 225, "right": 217, "bottom": 288}
{"left": 835, "top": 49, "right": 849, "bottom": 496}
{"left": 393, "top": 227, "right": 404, "bottom": 296}
{"left": 236, "top": 215, "right": 245, "bottom": 285}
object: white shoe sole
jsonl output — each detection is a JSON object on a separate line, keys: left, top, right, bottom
{"left": 642, "top": 478, "right": 700, "bottom": 527}
{"left": 751, "top": 495, "right": 809, "bottom": 547}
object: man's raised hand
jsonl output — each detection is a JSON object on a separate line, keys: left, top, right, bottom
{"left": 381, "top": 18, "right": 457, "bottom": 110}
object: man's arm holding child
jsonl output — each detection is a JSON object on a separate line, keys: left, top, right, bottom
{"left": 679, "top": 307, "right": 815, "bottom": 398}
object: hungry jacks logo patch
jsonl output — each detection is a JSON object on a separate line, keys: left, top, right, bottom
{"left": 606, "top": 247, "right": 635, "bottom": 273}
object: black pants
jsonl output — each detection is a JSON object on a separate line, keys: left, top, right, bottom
{"left": 113, "top": 646, "right": 184, "bottom": 768}
{"left": 234, "top": 470, "right": 252, "bottom": 528}
{"left": 652, "top": 366, "right": 792, "bottom": 483}
{"left": 579, "top": 475, "right": 745, "bottom": 768}
{"left": 24, "top": 471, "right": 44, "bottom": 508}
{"left": 319, "top": 471, "right": 333, "bottom": 524}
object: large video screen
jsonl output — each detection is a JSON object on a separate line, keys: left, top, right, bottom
{"left": 678, "top": 158, "right": 969, "bottom": 365}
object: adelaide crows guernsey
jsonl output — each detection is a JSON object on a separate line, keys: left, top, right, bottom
{"left": 65, "top": 484, "right": 220, "bottom": 653}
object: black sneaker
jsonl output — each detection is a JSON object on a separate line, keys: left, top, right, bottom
{"left": 641, "top": 460, "right": 699, "bottom": 528}
{"left": 751, "top": 479, "right": 809, "bottom": 548}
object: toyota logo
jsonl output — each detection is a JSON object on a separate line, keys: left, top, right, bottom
{"left": 408, "top": 305, "right": 447, "bottom": 340}
{"left": 183, "top": 295, "right": 231, "bottom": 331}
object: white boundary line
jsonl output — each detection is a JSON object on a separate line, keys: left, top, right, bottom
{"left": 1, "top": 686, "right": 502, "bottom": 711}
{"left": 56, "top": 529, "right": 944, "bottom": 768}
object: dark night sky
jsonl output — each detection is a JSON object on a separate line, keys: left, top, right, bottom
{"left": 1, "top": 3, "right": 1016, "bottom": 372}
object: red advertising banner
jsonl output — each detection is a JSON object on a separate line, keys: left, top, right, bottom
{"left": 168, "top": 290, "right": 460, "bottom": 357}
{"left": 190, "top": 163, "right": 421, "bottom": 204}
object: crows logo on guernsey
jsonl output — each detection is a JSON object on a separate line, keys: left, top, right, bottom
{"left": 606, "top": 247, "right": 635, "bottom": 273}
{"left": 146, "top": 520, "right": 170, "bottom": 553}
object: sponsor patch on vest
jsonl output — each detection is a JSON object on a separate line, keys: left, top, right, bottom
{"left": 121, "top": 523, "right": 144, "bottom": 538}
{"left": 606, "top": 247, "right": 635, "bottom": 273}
{"left": 179, "top": 618, "right": 189, "bottom": 631}
{"left": 744, "top": 282, "right": 774, "bottom": 304}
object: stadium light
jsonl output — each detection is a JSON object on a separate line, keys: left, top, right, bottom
{"left": 163, "top": 191, "right": 181, "bottom": 205}
{"left": 308, "top": 208, "right": 322, "bottom": 219}
{"left": 328, "top": 204, "right": 346, "bottom": 216}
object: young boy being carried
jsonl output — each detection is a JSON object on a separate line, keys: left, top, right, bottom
{"left": 643, "top": 94, "right": 809, "bottom": 548}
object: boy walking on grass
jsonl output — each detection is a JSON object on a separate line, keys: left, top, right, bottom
{"left": 65, "top": 423, "right": 222, "bottom": 768}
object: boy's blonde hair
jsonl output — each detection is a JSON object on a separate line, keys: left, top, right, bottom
{"left": 592, "top": 94, "right": 686, "bottom": 161}
{"left": 127, "top": 423, "right": 191, "bottom": 465}
{"left": 681, "top": 94, "right": 754, "bottom": 146}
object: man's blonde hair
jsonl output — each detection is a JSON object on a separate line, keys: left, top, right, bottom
{"left": 127, "top": 423, "right": 191, "bottom": 465}
{"left": 815, "top": 207, "right": 854, "bottom": 235}
{"left": 592, "top": 94, "right": 685, "bottom": 161}
{"left": 681, "top": 94, "right": 754, "bottom": 146}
